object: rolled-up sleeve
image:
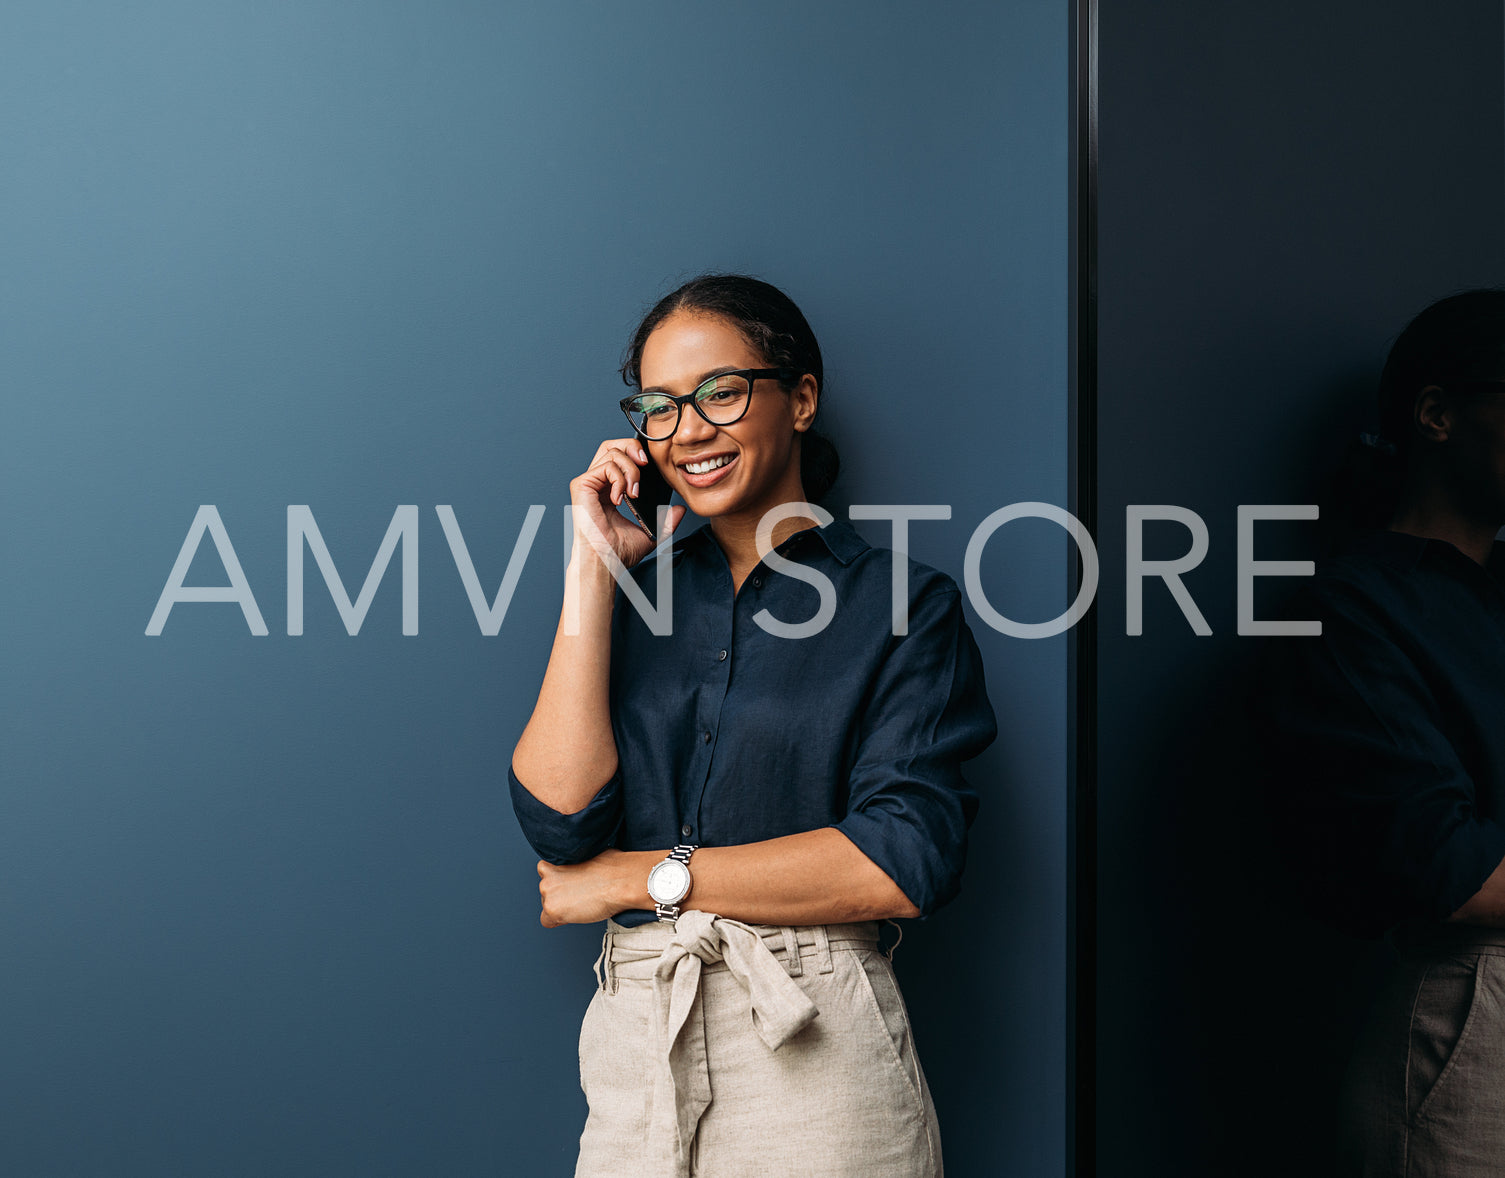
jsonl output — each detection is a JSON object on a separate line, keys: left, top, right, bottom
{"left": 834, "top": 583, "right": 997, "bottom": 916}
{"left": 508, "top": 764, "right": 623, "bottom": 865}
{"left": 1264, "top": 584, "right": 1505, "bottom": 936}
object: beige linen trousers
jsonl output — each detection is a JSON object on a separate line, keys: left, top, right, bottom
{"left": 574, "top": 910, "right": 943, "bottom": 1178}
{"left": 1338, "top": 922, "right": 1505, "bottom": 1176}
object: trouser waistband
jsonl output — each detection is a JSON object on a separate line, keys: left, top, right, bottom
{"left": 1393, "top": 920, "right": 1505, "bottom": 958}
{"left": 595, "top": 917, "right": 884, "bottom": 992}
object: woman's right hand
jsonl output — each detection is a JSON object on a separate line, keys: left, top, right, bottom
{"left": 569, "top": 438, "right": 686, "bottom": 569}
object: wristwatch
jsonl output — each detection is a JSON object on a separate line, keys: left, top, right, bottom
{"left": 646, "top": 844, "right": 697, "bottom": 922}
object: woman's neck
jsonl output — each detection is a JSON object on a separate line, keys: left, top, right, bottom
{"left": 1389, "top": 485, "right": 1503, "bottom": 567}
{"left": 711, "top": 508, "right": 823, "bottom": 591}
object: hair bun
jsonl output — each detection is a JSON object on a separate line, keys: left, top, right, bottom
{"left": 801, "top": 432, "right": 840, "bottom": 503}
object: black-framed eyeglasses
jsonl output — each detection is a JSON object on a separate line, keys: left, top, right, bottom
{"left": 619, "top": 368, "right": 797, "bottom": 441}
{"left": 1450, "top": 379, "right": 1505, "bottom": 395}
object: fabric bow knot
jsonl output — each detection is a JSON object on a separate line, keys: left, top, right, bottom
{"left": 651, "top": 910, "right": 820, "bottom": 1163}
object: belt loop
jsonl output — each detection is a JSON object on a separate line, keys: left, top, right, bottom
{"left": 883, "top": 919, "right": 904, "bottom": 961}
{"left": 814, "top": 924, "right": 834, "bottom": 975}
{"left": 779, "top": 925, "right": 802, "bottom": 976}
{"left": 593, "top": 927, "right": 609, "bottom": 991}
{"left": 595, "top": 926, "right": 619, "bottom": 994}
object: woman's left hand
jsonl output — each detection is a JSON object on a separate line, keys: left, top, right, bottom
{"left": 537, "top": 850, "right": 646, "bottom": 928}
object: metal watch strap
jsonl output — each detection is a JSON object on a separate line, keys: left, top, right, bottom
{"left": 653, "top": 843, "right": 697, "bottom": 922}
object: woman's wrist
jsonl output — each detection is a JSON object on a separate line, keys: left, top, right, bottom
{"left": 610, "top": 849, "right": 658, "bottom": 911}
{"left": 567, "top": 546, "right": 626, "bottom": 595}
{"left": 560, "top": 550, "right": 621, "bottom": 636}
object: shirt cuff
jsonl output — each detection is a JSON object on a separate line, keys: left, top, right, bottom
{"left": 1426, "top": 817, "right": 1505, "bottom": 922}
{"left": 834, "top": 808, "right": 965, "bottom": 919}
{"left": 508, "top": 763, "right": 622, "bottom": 864}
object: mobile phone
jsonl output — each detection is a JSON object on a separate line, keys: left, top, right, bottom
{"left": 622, "top": 453, "right": 675, "bottom": 541}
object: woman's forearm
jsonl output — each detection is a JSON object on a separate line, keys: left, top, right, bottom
{"left": 537, "top": 828, "right": 922, "bottom": 927}
{"left": 663, "top": 828, "right": 923, "bottom": 923}
{"left": 1449, "top": 853, "right": 1505, "bottom": 926}
{"left": 511, "top": 553, "right": 620, "bottom": 814}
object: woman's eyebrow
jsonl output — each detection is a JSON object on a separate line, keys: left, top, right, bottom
{"left": 640, "top": 365, "right": 742, "bottom": 395}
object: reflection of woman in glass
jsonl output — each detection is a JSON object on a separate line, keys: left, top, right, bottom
{"left": 508, "top": 274, "right": 996, "bottom": 1177}
{"left": 1265, "top": 289, "right": 1505, "bottom": 1174}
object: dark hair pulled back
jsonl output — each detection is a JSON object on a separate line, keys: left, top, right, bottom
{"left": 1339, "top": 288, "right": 1505, "bottom": 528}
{"left": 620, "top": 273, "right": 840, "bottom": 503}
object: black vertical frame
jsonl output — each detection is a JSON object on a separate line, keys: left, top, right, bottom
{"left": 1067, "top": 0, "right": 1098, "bottom": 1174}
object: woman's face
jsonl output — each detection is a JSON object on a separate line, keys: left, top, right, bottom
{"left": 1413, "top": 381, "right": 1505, "bottom": 527}
{"left": 1444, "top": 385, "right": 1505, "bottom": 524}
{"left": 636, "top": 310, "right": 817, "bottom": 524}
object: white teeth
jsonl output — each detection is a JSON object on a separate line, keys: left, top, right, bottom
{"left": 684, "top": 455, "right": 733, "bottom": 475}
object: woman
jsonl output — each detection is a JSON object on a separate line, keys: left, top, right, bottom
{"left": 1264, "top": 289, "right": 1505, "bottom": 1175}
{"left": 509, "top": 274, "right": 996, "bottom": 1177}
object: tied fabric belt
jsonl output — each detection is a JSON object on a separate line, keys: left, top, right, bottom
{"left": 594, "top": 911, "right": 884, "bottom": 1163}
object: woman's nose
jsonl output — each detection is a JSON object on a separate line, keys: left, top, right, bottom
{"left": 673, "top": 403, "right": 717, "bottom": 445}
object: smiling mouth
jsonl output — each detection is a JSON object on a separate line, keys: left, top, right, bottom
{"left": 681, "top": 454, "right": 735, "bottom": 475}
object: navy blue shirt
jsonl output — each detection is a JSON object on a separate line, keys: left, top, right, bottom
{"left": 1262, "top": 530, "right": 1505, "bottom": 938}
{"left": 510, "top": 519, "right": 997, "bottom": 925}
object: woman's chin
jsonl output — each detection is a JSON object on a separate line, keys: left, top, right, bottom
{"left": 677, "top": 477, "right": 745, "bottom": 516}
{"left": 680, "top": 490, "right": 736, "bottom": 520}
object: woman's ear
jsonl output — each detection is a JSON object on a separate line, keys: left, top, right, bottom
{"left": 790, "top": 374, "right": 819, "bottom": 433}
{"left": 1413, "top": 385, "right": 1453, "bottom": 444}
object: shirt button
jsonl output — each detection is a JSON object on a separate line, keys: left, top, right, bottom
{"left": 717, "top": 649, "right": 728, "bottom": 661}
{"left": 751, "top": 576, "right": 763, "bottom": 589}
{"left": 702, "top": 731, "right": 712, "bottom": 744}
{"left": 681, "top": 824, "right": 693, "bottom": 838}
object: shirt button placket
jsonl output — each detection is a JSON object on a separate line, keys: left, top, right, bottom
{"left": 691, "top": 616, "right": 733, "bottom": 851}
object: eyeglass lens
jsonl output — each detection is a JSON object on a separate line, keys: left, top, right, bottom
{"left": 625, "top": 374, "right": 752, "bottom": 439}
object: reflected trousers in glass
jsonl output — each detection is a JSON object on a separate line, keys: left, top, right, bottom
{"left": 1339, "top": 923, "right": 1505, "bottom": 1176}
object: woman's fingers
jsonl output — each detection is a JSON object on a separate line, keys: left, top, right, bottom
{"left": 588, "top": 437, "right": 647, "bottom": 468}
{"left": 587, "top": 438, "right": 648, "bottom": 477}
{"left": 605, "top": 453, "right": 642, "bottom": 505}
{"left": 538, "top": 859, "right": 578, "bottom": 927}
{"left": 537, "top": 855, "right": 620, "bottom": 927}
{"left": 565, "top": 438, "right": 665, "bottom": 568}
{"left": 582, "top": 458, "right": 628, "bottom": 506}
{"left": 580, "top": 440, "right": 648, "bottom": 506}
{"left": 538, "top": 861, "right": 559, "bottom": 927}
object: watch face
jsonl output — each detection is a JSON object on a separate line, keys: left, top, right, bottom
{"left": 647, "top": 859, "right": 691, "bottom": 905}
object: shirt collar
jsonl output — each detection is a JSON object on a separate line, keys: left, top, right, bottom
{"left": 797, "top": 517, "right": 868, "bottom": 566}
{"left": 1342, "top": 528, "right": 1431, "bottom": 572}
{"left": 1344, "top": 528, "right": 1505, "bottom": 575}
{"left": 675, "top": 515, "right": 869, "bottom": 567}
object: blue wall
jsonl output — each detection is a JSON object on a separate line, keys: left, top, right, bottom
{"left": 0, "top": 3, "right": 1067, "bottom": 1175}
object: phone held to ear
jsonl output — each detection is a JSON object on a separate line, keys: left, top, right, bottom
{"left": 622, "top": 455, "right": 675, "bottom": 541}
